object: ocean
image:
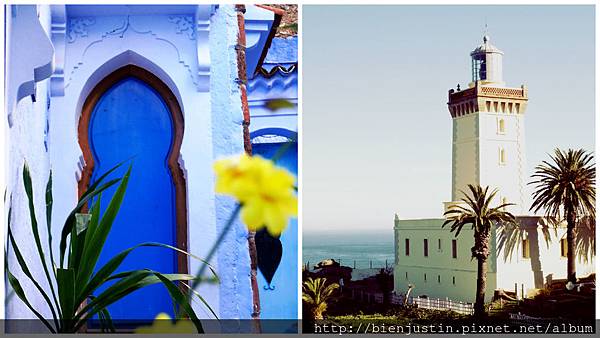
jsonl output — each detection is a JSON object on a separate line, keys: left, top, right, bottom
{"left": 303, "top": 230, "right": 395, "bottom": 270}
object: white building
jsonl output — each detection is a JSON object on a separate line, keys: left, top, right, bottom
{"left": 393, "top": 35, "right": 595, "bottom": 303}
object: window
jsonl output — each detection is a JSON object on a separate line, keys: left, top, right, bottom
{"left": 498, "top": 118, "right": 506, "bottom": 134}
{"left": 405, "top": 238, "right": 410, "bottom": 256}
{"left": 405, "top": 271, "right": 408, "bottom": 279}
{"left": 438, "top": 238, "right": 442, "bottom": 251}
{"left": 522, "top": 239, "right": 530, "bottom": 259}
{"left": 452, "top": 276, "right": 456, "bottom": 285}
{"left": 424, "top": 273, "right": 427, "bottom": 282}
{"left": 437, "top": 275, "right": 441, "bottom": 283}
{"left": 560, "top": 238, "right": 568, "bottom": 257}
{"left": 499, "top": 147, "right": 506, "bottom": 164}
{"left": 423, "top": 239, "right": 429, "bottom": 257}
{"left": 472, "top": 56, "right": 486, "bottom": 82}
{"left": 452, "top": 239, "right": 458, "bottom": 259}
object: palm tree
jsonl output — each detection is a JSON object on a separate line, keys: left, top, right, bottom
{"left": 443, "top": 184, "right": 517, "bottom": 318}
{"left": 530, "top": 148, "right": 595, "bottom": 284}
{"left": 302, "top": 277, "right": 339, "bottom": 320}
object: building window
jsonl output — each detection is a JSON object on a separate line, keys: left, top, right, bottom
{"left": 452, "top": 276, "right": 456, "bottom": 285}
{"left": 405, "top": 271, "right": 408, "bottom": 279}
{"left": 452, "top": 239, "right": 457, "bottom": 259}
{"left": 560, "top": 238, "right": 568, "bottom": 257}
{"left": 498, "top": 118, "right": 506, "bottom": 134}
{"left": 438, "top": 238, "right": 442, "bottom": 252}
{"left": 405, "top": 238, "right": 410, "bottom": 256}
{"left": 424, "top": 273, "right": 427, "bottom": 282}
{"left": 437, "top": 275, "right": 441, "bottom": 283}
{"left": 522, "top": 239, "right": 530, "bottom": 259}
{"left": 423, "top": 239, "right": 429, "bottom": 257}
{"left": 499, "top": 147, "right": 506, "bottom": 165}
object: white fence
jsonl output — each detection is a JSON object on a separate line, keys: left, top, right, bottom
{"left": 390, "top": 293, "right": 474, "bottom": 315}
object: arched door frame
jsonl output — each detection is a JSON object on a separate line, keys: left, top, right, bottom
{"left": 77, "top": 64, "right": 188, "bottom": 274}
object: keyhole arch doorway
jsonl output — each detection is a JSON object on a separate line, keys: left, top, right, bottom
{"left": 77, "top": 65, "right": 188, "bottom": 319}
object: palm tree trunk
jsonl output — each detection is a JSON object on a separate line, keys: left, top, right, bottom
{"left": 474, "top": 257, "right": 487, "bottom": 318}
{"left": 566, "top": 209, "right": 577, "bottom": 283}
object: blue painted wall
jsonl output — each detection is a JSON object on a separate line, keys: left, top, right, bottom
{"left": 252, "top": 142, "right": 298, "bottom": 321}
{"left": 247, "top": 33, "right": 298, "bottom": 322}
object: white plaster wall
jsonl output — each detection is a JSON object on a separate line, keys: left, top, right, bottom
{"left": 479, "top": 112, "right": 527, "bottom": 215}
{"left": 451, "top": 109, "right": 527, "bottom": 215}
{"left": 208, "top": 5, "right": 253, "bottom": 321}
{"left": 495, "top": 223, "right": 596, "bottom": 296}
{"left": 393, "top": 219, "right": 497, "bottom": 303}
{"left": 394, "top": 218, "right": 595, "bottom": 303}
{"left": 451, "top": 114, "right": 478, "bottom": 201}
{"left": 6, "top": 80, "right": 54, "bottom": 321}
{"left": 484, "top": 53, "right": 503, "bottom": 85}
{"left": 5, "top": 5, "right": 55, "bottom": 323}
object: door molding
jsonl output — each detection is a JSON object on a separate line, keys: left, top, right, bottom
{"left": 78, "top": 64, "right": 188, "bottom": 274}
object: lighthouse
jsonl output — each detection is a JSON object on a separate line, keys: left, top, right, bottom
{"left": 445, "top": 35, "right": 529, "bottom": 215}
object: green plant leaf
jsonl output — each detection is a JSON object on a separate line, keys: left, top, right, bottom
{"left": 5, "top": 268, "right": 56, "bottom": 333}
{"left": 151, "top": 271, "right": 204, "bottom": 333}
{"left": 45, "top": 170, "right": 56, "bottom": 276}
{"left": 72, "top": 270, "right": 151, "bottom": 331}
{"left": 22, "top": 164, "right": 62, "bottom": 324}
{"left": 73, "top": 270, "right": 200, "bottom": 331}
{"left": 7, "top": 225, "right": 60, "bottom": 329}
{"left": 57, "top": 268, "right": 75, "bottom": 321}
{"left": 75, "top": 165, "right": 131, "bottom": 287}
{"left": 87, "top": 295, "right": 115, "bottom": 333}
{"left": 59, "top": 177, "right": 120, "bottom": 268}
{"left": 77, "top": 241, "right": 217, "bottom": 305}
{"left": 181, "top": 282, "right": 219, "bottom": 319}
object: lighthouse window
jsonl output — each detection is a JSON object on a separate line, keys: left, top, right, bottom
{"left": 498, "top": 119, "right": 506, "bottom": 134}
{"left": 560, "top": 238, "right": 568, "bottom": 257}
{"left": 499, "top": 148, "right": 506, "bottom": 164}
{"left": 452, "top": 240, "right": 457, "bottom": 258}
{"left": 472, "top": 57, "right": 486, "bottom": 82}
{"left": 522, "top": 239, "right": 530, "bottom": 259}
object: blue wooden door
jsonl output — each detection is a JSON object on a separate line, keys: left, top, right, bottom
{"left": 252, "top": 142, "right": 298, "bottom": 321}
{"left": 89, "top": 76, "right": 177, "bottom": 321}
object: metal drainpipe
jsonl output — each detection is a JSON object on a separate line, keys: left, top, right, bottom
{"left": 234, "top": 4, "right": 262, "bottom": 333}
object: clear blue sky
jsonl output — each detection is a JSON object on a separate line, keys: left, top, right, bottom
{"left": 303, "top": 5, "right": 595, "bottom": 233}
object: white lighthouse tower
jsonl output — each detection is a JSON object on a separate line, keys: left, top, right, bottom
{"left": 445, "top": 35, "right": 529, "bottom": 215}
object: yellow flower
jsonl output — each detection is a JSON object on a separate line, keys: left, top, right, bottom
{"left": 214, "top": 154, "right": 297, "bottom": 235}
{"left": 134, "top": 313, "right": 196, "bottom": 334}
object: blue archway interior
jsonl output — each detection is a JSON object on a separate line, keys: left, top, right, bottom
{"left": 251, "top": 139, "right": 298, "bottom": 320}
{"left": 88, "top": 76, "right": 177, "bottom": 323}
